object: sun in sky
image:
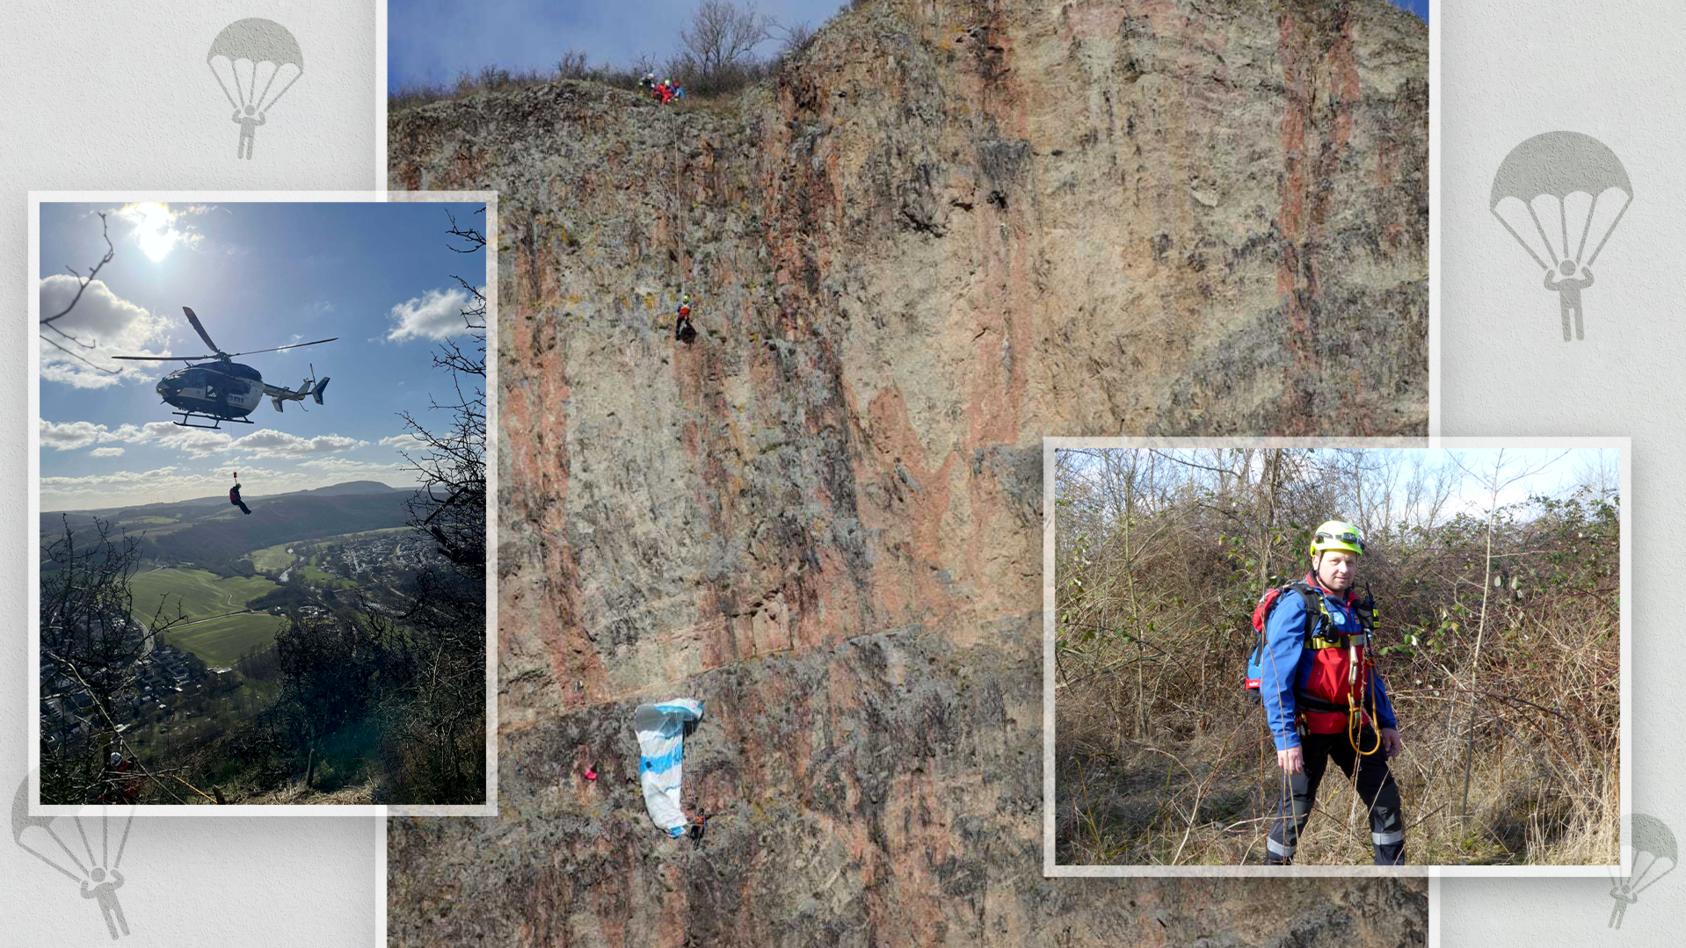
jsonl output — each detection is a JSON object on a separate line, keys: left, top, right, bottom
{"left": 117, "top": 202, "right": 196, "bottom": 263}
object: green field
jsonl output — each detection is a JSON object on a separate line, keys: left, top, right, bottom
{"left": 297, "top": 562, "right": 340, "bottom": 585}
{"left": 166, "top": 612, "right": 290, "bottom": 668}
{"left": 131, "top": 567, "right": 279, "bottom": 618}
{"left": 249, "top": 542, "right": 296, "bottom": 574}
{"left": 327, "top": 526, "right": 411, "bottom": 541}
{"left": 129, "top": 567, "right": 286, "bottom": 669}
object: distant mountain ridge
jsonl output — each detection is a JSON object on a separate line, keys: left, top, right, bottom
{"left": 41, "top": 481, "right": 423, "bottom": 574}
{"left": 44, "top": 479, "right": 407, "bottom": 517}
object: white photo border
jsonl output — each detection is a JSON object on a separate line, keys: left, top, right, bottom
{"left": 1041, "top": 435, "right": 1631, "bottom": 878}
{"left": 28, "top": 189, "right": 500, "bottom": 819}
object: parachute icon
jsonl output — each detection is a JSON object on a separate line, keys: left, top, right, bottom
{"left": 1609, "top": 813, "right": 1676, "bottom": 928}
{"left": 12, "top": 774, "right": 137, "bottom": 938}
{"left": 1490, "top": 132, "right": 1631, "bottom": 341}
{"left": 206, "top": 19, "right": 304, "bottom": 159}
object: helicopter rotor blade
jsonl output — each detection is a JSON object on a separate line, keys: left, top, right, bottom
{"left": 181, "top": 307, "right": 222, "bottom": 354}
{"left": 227, "top": 337, "right": 338, "bottom": 357}
{"left": 109, "top": 354, "right": 216, "bottom": 362}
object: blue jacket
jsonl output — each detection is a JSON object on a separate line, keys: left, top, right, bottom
{"left": 1260, "top": 581, "right": 1397, "bottom": 751}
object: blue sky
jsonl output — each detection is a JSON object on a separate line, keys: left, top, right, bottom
{"left": 389, "top": 0, "right": 1426, "bottom": 93}
{"left": 1061, "top": 445, "right": 1617, "bottom": 529}
{"left": 38, "top": 201, "right": 486, "bottom": 510}
{"left": 1306, "top": 447, "right": 1616, "bottom": 518}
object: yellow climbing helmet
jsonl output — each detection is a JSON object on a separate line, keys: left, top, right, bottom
{"left": 1309, "top": 519, "right": 1365, "bottom": 557}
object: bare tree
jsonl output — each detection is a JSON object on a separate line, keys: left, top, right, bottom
{"left": 40, "top": 516, "right": 188, "bottom": 803}
{"left": 557, "top": 49, "right": 591, "bottom": 79}
{"left": 363, "top": 207, "right": 490, "bottom": 802}
{"left": 1446, "top": 448, "right": 1570, "bottom": 819}
{"left": 39, "top": 211, "right": 120, "bottom": 378}
{"left": 777, "top": 20, "right": 817, "bottom": 59}
{"left": 680, "top": 0, "right": 772, "bottom": 88}
{"left": 398, "top": 209, "right": 487, "bottom": 567}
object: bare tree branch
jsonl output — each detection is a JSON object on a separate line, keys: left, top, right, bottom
{"left": 41, "top": 211, "right": 115, "bottom": 328}
{"left": 680, "top": 0, "right": 772, "bottom": 89}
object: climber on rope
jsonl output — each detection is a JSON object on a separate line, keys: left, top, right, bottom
{"left": 674, "top": 293, "right": 696, "bottom": 342}
{"left": 229, "top": 471, "right": 251, "bottom": 516}
{"left": 98, "top": 751, "right": 140, "bottom": 804}
{"left": 1245, "top": 520, "right": 1406, "bottom": 865}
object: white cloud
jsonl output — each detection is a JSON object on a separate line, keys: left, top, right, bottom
{"left": 40, "top": 419, "right": 112, "bottom": 450}
{"left": 380, "top": 433, "right": 426, "bottom": 453}
{"left": 89, "top": 447, "right": 125, "bottom": 457}
{"left": 38, "top": 276, "right": 171, "bottom": 389}
{"left": 38, "top": 418, "right": 367, "bottom": 460}
{"left": 41, "top": 465, "right": 221, "bottom": 509}
{"left": 301, "top": 457, "right": 410, "bottom": 476}
{"left": 43, "top": 465, "right": 187, "bottom": 491}
{"left": 140, "top": 422, "right": 233, "bottom": 457}
{"left": 386, "top": 286, "right": 478, "bottom": 342}
{"left": 230, "top": 429, "right": 367, "bottom": 458}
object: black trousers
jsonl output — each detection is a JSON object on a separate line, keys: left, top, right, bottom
{"left": 1266, "top": 726, "right": 1405, "bottom": 865}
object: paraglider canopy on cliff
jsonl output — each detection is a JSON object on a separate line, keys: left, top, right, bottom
{"left": 634, "top": 699, "right": 703, "bottom": 838}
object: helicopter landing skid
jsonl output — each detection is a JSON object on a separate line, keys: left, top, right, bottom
{"left": 171, "top": 412, "right": 252, "bottom": 429}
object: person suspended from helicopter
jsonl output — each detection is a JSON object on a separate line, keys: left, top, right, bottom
{"left": 229, "top": 471, "right": 252, "bottom": 516}
{"left": 1544, "top": 260, "right": 1594, "bottom": 342}
{"left": 640, "top": 70, "right": 656, "bottom": 94}
{"left": 233, "top": 105, "right": 266, "bottom": 160}
{"left": 675, "top": 293, "right": 696, "bottom": 342}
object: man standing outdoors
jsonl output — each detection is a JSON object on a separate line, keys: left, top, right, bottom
{"left": 1258, "top": 520, "right": 1406, "bottom": 864}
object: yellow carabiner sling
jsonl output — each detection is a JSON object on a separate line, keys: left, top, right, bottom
{"left": 1346, "top": 599, "right": 1383, "bottom": 756}
{"left": 1347, "top": 663, "right": 1383, "bottom": 755}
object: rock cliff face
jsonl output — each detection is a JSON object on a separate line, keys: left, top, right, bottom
{"left": 388, "top": 0, "right": 1428, "bottom": 943}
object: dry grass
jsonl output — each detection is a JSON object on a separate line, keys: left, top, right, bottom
{"left": 1053, "top": 448, "right": 1620, "bottom": 866}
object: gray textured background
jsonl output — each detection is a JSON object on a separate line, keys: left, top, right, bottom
{"left": 1439, "top": 0, "right": 1685, "bottom": 944}
{"left": 1, "top": 2, "right": 380, "bottom": 945}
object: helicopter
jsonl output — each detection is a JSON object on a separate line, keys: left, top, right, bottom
{"left": 112, "top": 306, "right": 336, "bottom": 429}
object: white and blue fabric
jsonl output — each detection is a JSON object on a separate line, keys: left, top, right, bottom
{"left": 634, "top": 698, "right": 703, "bottom": 837}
